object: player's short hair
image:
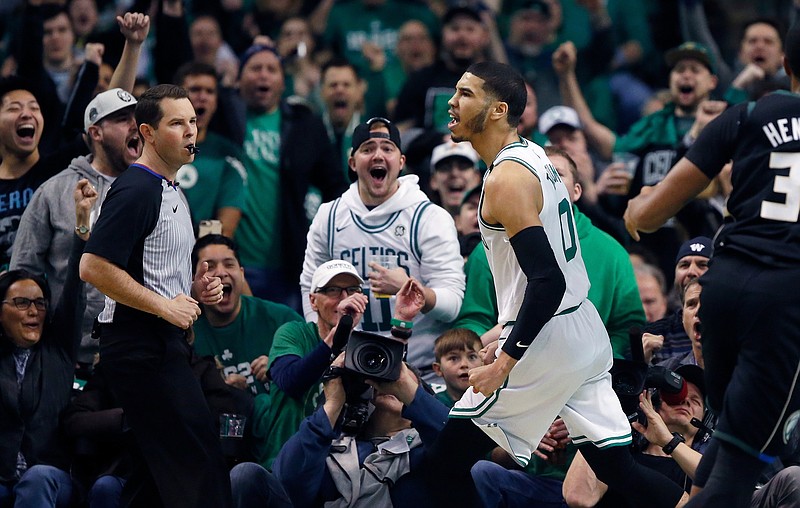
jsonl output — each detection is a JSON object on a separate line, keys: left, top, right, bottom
{"left": 543, "top": 146, "right": 579, "bottom": 185}
{"left": 173, "top": 61, "right": 218, "bottom": 89}
{"left": 434, "top": 328, "right": 482, "bottom": 362}
{"left": 135, "top": 84, "right": 189, "bottom": 129}
{"left": 785, "top": 22, "right": 800, "bottom": 77}
{"left": 191, "top": 234, "right": 241, "bottom": 273}
{"left": 465, "top": 61, "right": 527, "bottom": 128}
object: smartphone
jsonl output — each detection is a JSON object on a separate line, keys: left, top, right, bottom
{"left": 198, "top": 220, "right": 223, "bottom": 237}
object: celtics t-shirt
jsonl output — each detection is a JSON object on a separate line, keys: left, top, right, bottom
{"left": 176, "top": 131, "right": 246, "bottom": 233}
{"left": 236, "top": 109, "right": 282, "bottom": 269}
{"left": 192, "top": 295, "right": 302, "bottom": 395}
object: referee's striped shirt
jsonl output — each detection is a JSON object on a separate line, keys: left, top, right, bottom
{"left": 85, "top": 164, "right": 194, "bottom": 324}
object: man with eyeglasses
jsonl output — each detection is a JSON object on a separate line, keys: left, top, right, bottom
{"left": 190, "top": 234, "right": 303, "bottom": 396}
{"left": 254, "top": 259, "right": 368, "bottom": 468}
{"left": 300, "top": 117, "right": 465, "bottom": 383}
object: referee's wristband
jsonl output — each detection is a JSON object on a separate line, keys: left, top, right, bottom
{"left": 390, "top": 318, "right": 413, "bottom": 329}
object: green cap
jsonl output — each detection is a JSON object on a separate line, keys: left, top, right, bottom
{"left": 665, "top": 41, "right": 716, "bottom": 74}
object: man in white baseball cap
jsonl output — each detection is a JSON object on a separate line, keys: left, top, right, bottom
{"left": 429, "top": 140, "right": 482, "bottom": 217}
{"left": 256, "top": 258, "right": 367, "bottom": 466}
{"left": 11, "top": 87, "right": 141, "bottom": 367}
{"left": 84, "top": 87, "right": 137, "bottom": 131}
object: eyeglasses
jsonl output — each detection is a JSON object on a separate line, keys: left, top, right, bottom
{"left": 3, "top": 297, "right": 47, "bottom": 311}
{"left": 315, "top": 286, "right": 363, "bottom": 297}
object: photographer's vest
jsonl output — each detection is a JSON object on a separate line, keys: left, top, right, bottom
{"left": 325, "top": 428, "right": 421, "bottom": 508}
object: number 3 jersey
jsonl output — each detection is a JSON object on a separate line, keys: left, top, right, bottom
{"left": 300, "top": 174, "right": 465, "bottom": 376}
{"left": 687, "top": 91, "right": 800, "bottom": 268}
{"left": 479, "top": 138, "right": 590, "bottom": 326}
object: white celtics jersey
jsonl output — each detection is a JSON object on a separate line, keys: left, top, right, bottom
{"left": 301, "top": 175, "right": 466, "bottom": 377}
{"left": 479, "top": 138, "right": 590, "bottom": 326}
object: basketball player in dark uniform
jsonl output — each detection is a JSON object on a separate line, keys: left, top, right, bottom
{"left": 625, "top": 22, "right": 800, "bottom": 508}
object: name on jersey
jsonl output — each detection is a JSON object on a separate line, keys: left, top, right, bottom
{"left": 544, "top": 163, "right": 561, "bottom": 189}
{"left": 763, "top": 118, "right": 800, "bottom": 148}
{"left": 340, "top": 247, "right": 410, "bottom": 278}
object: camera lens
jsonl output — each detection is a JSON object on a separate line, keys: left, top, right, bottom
{"left": 355, "top": 344, "right": 390, "bottom": 375}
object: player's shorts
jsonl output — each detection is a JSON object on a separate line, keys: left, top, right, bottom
{"left": 451, "top": 300, "right": 631, "bottom": 466}
{"left": 699, "top": 251, "right": 800, "bottom": 460}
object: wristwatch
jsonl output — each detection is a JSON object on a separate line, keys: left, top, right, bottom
{"left": 75, "top": 225, "right": 90, "bottom": 235}
{"left": 662, "top": 432, "right": 686, "bottom": 455}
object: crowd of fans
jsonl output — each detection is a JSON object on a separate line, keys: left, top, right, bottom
{"left": 3, "top": 0, "right": 800, "bottom": 506}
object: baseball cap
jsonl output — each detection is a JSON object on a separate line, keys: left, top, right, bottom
{"left": 311, "top": 260, "right": 364, "bottom": 292}
{"left": 430, "top": 141, "right": 480, "bottom": 171}
{"left": 442, "top": 3, "right": 483, "bottom": 25}
{"left": 84, "top": 88, "right": 137, "bottom": 131}
{"left": 538, "top": 105, "right": 581, "bottom": 135}
{"left": 674, "top": 364, "right": 705, "bottom": 399}
{"left": 665, "top": 41, "right": 716, "bottom": 74}
{"left": 351, "top": 117, "right": 402, "bottom": 154}
{"left": 674, "top": 236, "right": 713, "bottom": 264}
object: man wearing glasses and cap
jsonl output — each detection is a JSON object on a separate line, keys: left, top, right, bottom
{"left": 300, "top": 117, "right": 465, "bottom": 382}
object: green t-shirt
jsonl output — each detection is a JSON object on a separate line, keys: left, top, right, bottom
{"left": 176, "top": 132, "right": 246, "bottom": 232}
{"left": 323, "top": 0, "right": 438, "bottom": 116}
{"left": 236, "top": 109, "right": 282, "bottom": 268}
{"left": 192, "top": 295, "right": 302, "bottom": 395}
{"left": 253, "top": 320, "right": 324, "bottom": 469}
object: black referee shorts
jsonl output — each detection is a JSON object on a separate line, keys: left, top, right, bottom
{"left": 699, "top": 251, "right": 800, "bottom": 460}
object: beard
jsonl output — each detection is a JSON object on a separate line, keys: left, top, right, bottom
{"left": 452, "top": 106, "right": 489, "bottom": 143}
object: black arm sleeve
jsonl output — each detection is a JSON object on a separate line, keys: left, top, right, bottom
{"left": 502, "top": 226, "right": 566, "bottom": 360}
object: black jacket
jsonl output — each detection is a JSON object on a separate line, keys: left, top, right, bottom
{"left": 0, "top": 238, "right": 85, "bottom": 484}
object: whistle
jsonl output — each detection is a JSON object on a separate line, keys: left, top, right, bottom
{"left": 187, "top": 144, "right": 200, "bottom": 155}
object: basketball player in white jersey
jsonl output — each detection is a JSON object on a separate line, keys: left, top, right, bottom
{"left": 413, "top": 61, "right": 688, "bottom": 508}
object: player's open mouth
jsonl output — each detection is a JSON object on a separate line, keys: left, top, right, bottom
{"left": 333, "top": 99, "right": 348, "bottom": 111}
{"left": 195, "top": 107, "right": 207, "bottom": 117}
{"left": 448, "top": 111, "right": 460, "bottom": 129}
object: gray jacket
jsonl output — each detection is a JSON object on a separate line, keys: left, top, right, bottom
{"left": 10, "top": 155, "right": 114, "bottom": 364}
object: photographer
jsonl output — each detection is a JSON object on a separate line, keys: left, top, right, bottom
{"left": 236, "top": 278, "right": 448, "bottom": 508}
{"left": 563, "top": 364, "right": 800, "bottom": 507}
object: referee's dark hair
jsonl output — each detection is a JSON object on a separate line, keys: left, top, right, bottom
{"left": 191, "top": 234, "right": 242, "bottom": 274}
{"left": 135, "top": 84, "right": 189, "bottom": 129}
{"left": 465, "top": 61, "right": 527, "bottom": 128}
{"left": 173, "top": 61, "right": 218, "bottom": 89}
{"left": 785, "top": 22, "right": 800, "bottom": 78}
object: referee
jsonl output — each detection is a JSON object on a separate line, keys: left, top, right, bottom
{"left": 80, "top": 84, "right": 231, "bottom": 507}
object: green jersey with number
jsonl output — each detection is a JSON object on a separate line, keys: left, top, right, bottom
{"left": 192, "top": 295, "right": 302, "bottom": 395}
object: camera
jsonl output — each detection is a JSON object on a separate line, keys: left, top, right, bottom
{"left": 611, "top": 360, "right": 685, "bottom": 420}
{"left": 326, "top": 316, "right": 407, "bottom": 434}
{"left": 344, "top": 330, "right": 405, "bottom": 383}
